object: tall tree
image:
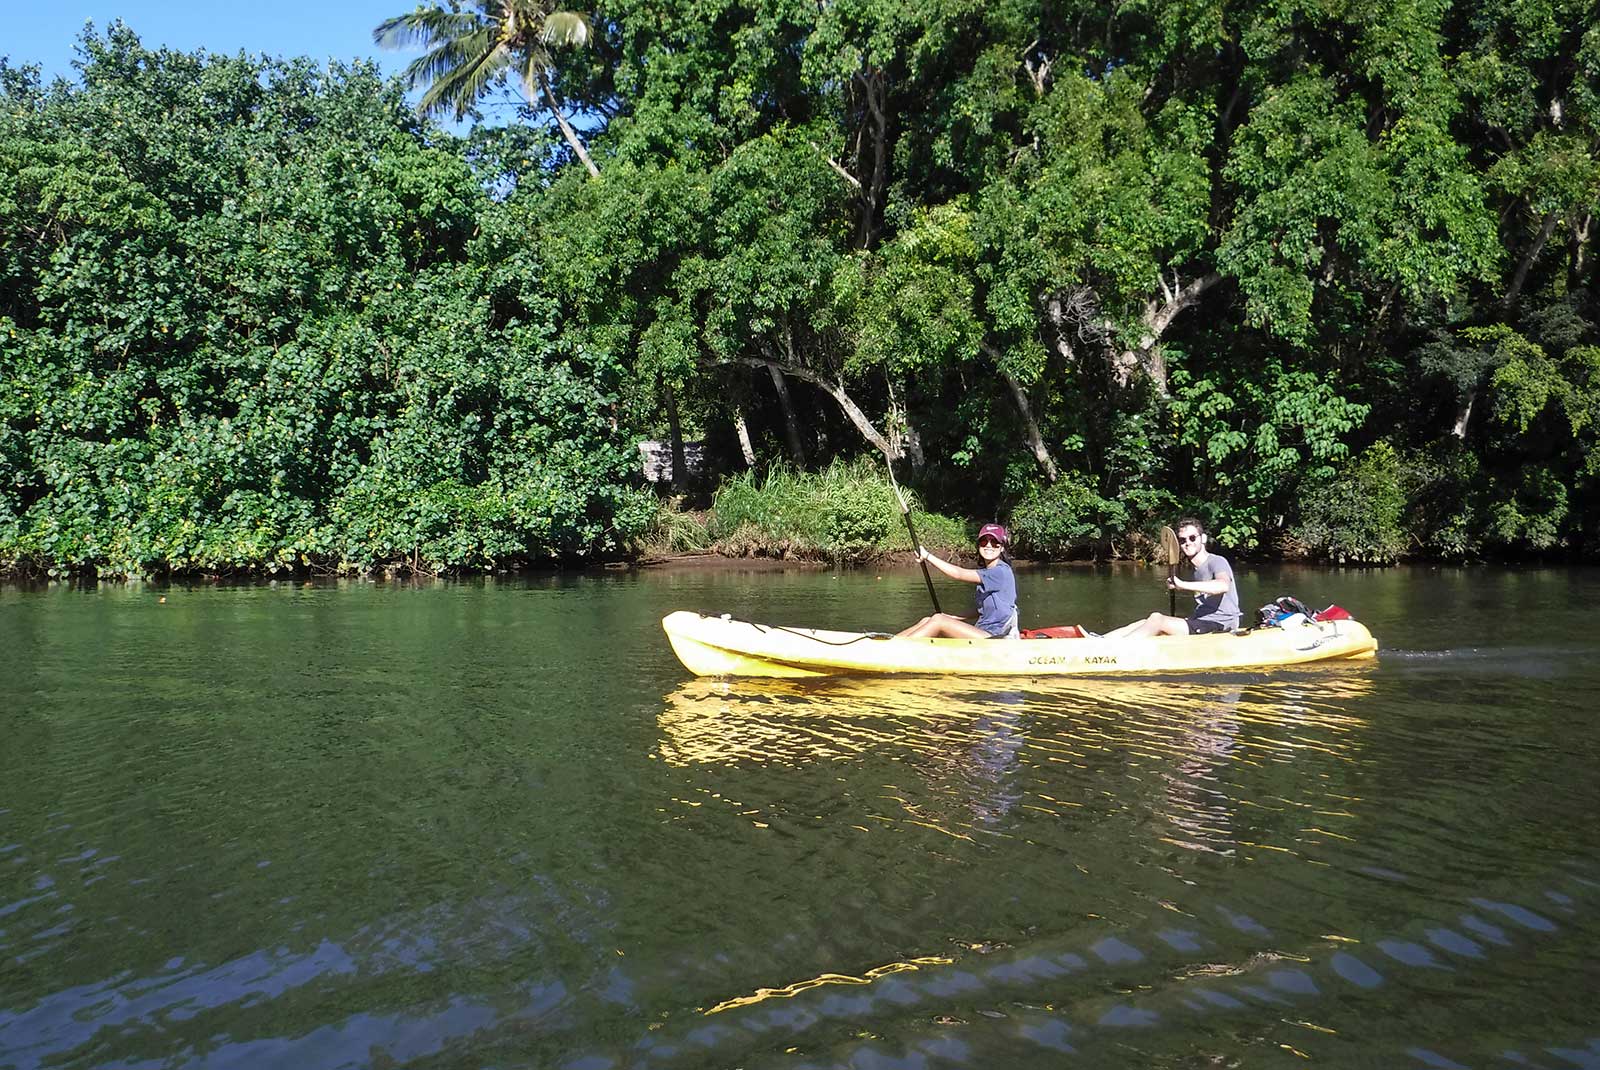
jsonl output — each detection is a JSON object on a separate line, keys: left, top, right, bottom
{"left": 374, "top": 0, "right": 602, "bottom": 177}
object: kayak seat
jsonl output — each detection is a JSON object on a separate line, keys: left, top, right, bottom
{"left": 1021, "top": 624, "right": 1087, "bottom": 639}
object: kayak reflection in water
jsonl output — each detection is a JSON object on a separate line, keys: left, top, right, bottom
{"left": 897, "top": 523, "right": 1020, "bottom": 639}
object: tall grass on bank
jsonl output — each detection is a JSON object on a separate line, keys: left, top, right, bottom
{"left": 644, "top": 459, "right": 969, "bottom": 563}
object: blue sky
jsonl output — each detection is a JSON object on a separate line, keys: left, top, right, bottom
{"left": 4, "top": 1, "right": 421, "bottom": 84}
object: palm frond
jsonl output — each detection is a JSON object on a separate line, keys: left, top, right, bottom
{"left": 373, "top": 9, "right": 488, "bottom": 49}
{"left": 540, "top": 11, "right": 593, "bottom": 49}
{"left": 397, "top": 24, "right": 501, "bottom": 89}
{"left": 417, "top": 42, "right": 515, "bottom": 120}
{"left": 374, "top": 0, "right": 595, "bottom": 125}
{"left": 516, "top": 49, "right": 556, "bottom": 102}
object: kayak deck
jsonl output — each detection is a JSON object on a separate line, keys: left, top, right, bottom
{"left": 662, "top": 610, "right": 1378, "bottom": 678}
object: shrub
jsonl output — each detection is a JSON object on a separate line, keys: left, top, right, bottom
{"left": 642, "top": 505, "right": 713, "bottom": 554}
{"left": 1393, "top": 444, "right": 1572, "bottom": 558}
{"left": 706, "top": 459, "right": 964, "bottom": 562}
{"left": 1292, "top": 442, "right": 1408, "bottom": 564}
{"left": 1482, "top": 466, "right": 1569, "bottom": 552}
{"left": 1395, "top": 442, "right": 1480, "bottom": 558}
{"left": 1008, "top": 475, "right": 1130, "bottom": 559}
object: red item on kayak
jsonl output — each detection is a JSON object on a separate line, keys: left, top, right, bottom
{"left": 1021, "top": 625, "right": 1087, "bottom": 639}
{"left": 1314, "top": 604, "right": 1352, "bottom": 621}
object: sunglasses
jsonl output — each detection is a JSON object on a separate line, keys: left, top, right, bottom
{"left": 977, "top": 538, "right": 1003, "bottom": 548}
{"left": 1179, "top": 533, "right": 1201, "bottom": 544}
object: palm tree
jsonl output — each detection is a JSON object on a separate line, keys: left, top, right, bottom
{"left": 374, "top": 1, "right": 601, "bottom": 177}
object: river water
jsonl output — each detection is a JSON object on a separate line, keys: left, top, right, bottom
{"left": 3, "top": 564, "right": 1599, "bottom": 1069}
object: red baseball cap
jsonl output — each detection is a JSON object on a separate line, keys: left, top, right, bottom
{"left": 978, "top": 523, "right": 1008, "bottom": 545}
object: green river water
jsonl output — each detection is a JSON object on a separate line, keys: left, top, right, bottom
{"left": 3, "top": 564, "right": 1599, "bottom": 1069}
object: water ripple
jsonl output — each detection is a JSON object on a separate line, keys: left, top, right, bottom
{"left": 6, "top": 575, "right": 1600, "bottom": 1069}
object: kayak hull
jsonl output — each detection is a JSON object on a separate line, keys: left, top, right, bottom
{"left": 662, "top": 611, "right": 1378, "bottom": 678}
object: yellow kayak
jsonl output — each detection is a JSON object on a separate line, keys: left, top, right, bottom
{"left": 662, "top": 610, "right": 1378, "bottom": 678}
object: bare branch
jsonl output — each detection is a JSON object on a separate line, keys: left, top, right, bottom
{"left": 810, "top": 141, "right": 862, "bottom": 190}
{"left": 1020, "top": 38, "right": 1052, "bottom": 97}
{"left": 981, "top": 342, "right": 1059, "bottom": 482}
{"left": 735, "top": 357, "right": 893, "bottom": 456}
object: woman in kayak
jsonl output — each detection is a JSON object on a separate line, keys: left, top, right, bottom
{"left": 897, "top": 524, "right": 1018, "bottom": 639}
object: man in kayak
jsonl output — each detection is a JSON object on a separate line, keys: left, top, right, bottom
{"left": 897, "top": 524, "right": 1019, "bottom": 639}
{"left": 1103, "top": 517, "right": 1240, "bottom": 638}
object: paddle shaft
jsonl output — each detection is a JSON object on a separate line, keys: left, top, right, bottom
{"left": 883, "top": 453, "right": 943, "bottom": 616}
{"left": 903, "top": 508, "right": 943, "bottom": 615}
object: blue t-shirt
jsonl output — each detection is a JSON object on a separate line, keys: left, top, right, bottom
{"left": 974, "top": 560, "right": 1018, "bottom": 636}
{"left": 1186, "top": 552, "right": 1240, "bottom": 629}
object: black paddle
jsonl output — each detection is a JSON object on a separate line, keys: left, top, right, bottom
{"left": 886, "top": 460, "right": 942, "bottom": 615}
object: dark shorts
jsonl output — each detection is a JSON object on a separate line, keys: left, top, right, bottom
{"left": 1186, "top": 618, "right": 1231, "bottom": 635}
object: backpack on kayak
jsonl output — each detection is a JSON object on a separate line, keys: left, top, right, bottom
{"left": 1256, "top": 595, "right": 1313, "bottom": 628}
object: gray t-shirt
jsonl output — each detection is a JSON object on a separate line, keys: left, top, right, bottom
{"left": 1185, "top": 553, "right": 1240, "bottom": 629}
{"left": 974, "top": 560, "right": 1017, "bottom": 636}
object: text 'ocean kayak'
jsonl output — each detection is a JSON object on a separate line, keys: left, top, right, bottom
{"left": 662, "top": 610, "right": 1378, "bottom": 678}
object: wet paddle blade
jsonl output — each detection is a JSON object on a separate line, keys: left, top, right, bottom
{"left": 1161, "top": 525, "right": 1179, "bottom": 616}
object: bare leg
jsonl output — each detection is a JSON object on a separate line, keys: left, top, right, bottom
{"left": 1103, "top": 612, "right": 1192, "bottom": 640}
{"left": 897, "top": 613, "right": 992, "bottom": 639}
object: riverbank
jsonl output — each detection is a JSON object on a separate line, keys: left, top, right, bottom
{"left": 6, "top": 527, "right": 1589, "bottom": 584}
{"left": 6, "top": 457, "right": 1593, "bottom": 583}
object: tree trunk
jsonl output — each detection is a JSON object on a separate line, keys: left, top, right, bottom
{"left": 981, "top": 343, "right": 1059, "bottom": 482}
{"left": 1112, "top": 271, "right": 1223, "bottom": 394}
{"left": 1502, "top": 211, "right": 1560, "bottom": 311}
{"left": 766, "top": 365, "right": 808, "bottom": 465}
{"left": 663, "top": 383, "right": 688, "bottom": 491}
{"left": 740, "top": 358, "right": 893, "bottom": 456}
{"left": 1571, "top": 213, "right": 1592, "bottom": 294}
{"left": 855, "top": 69, "right": 890, "bottom": 250}
{"left": 536, "top": 69, "right": 600, "bottom": 179}
{"left": 885, "top": 378, "right": 925, "bottom": 475}
{"left": 732, "top": 409, "right": 757, "bottom": 467}
{"left": 1452, "top": 386, "right": 1477, "bottom": 440}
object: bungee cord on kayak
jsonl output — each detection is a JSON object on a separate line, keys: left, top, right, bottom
{"left": 744, "top": 619, "right": 895, "bottom": 644}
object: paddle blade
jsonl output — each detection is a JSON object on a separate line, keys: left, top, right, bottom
{"left": 1160, "top": 526, "right": 1180, "bottom": 568}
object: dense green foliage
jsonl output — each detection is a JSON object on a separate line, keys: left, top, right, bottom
{"left": 1292, "top": 443, "right": 1410, "bottom": 564}
{"left": 3, "top": 0, "right": 1598, "bottom": 575}
{"left": 1008, "top": 477, "right": 1132, "bottom": 560}
{"left": 0, "top": 32, "right": 651, "bottom": 577}
{"left": 646, "top": 459, "right": 967, "bottom": 563}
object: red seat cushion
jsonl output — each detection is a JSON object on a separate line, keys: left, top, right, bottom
{"left": 1021, "top": 625, "right": 1086, "bottom": 639}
